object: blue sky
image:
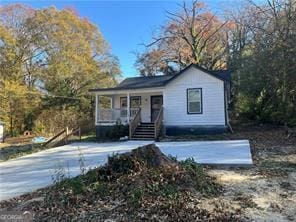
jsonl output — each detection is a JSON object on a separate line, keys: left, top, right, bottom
{"left": 1, "top": 0, "right": 248, "bottom": 77}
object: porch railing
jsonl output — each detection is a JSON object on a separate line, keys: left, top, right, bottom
{"left": 97, "top": 108, "right": 139, "bottom": 123}
{"left": 154, "top": 106, "right": 163, "bottom": 139}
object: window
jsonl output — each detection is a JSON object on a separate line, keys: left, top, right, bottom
{"left": 120, "top": 97, "right": 127, "bottom": 108}
{"left": 130, "top": 96, "right": 141, "bottom": 108}
{"left": 187, "top": 88, "right": 202, "bottom": 114}
{"left": 120, "top": 96, "right": 141, "bottom": 108}
{"left": 120, "top": 96, "right": 141, "bottom": 117}
{"left": 120, "top": 97, "right": 127, "bottom": 117}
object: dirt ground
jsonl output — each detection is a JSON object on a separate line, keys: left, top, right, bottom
{"left": 0, "top": 124, "right": 295, "bottom": 221}
{"left": 205, "top": 125, "right": 296, "bottom": 221}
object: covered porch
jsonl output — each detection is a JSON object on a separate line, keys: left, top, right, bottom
{"left": 94, "top": 88, "right": 164, "bottom": 139}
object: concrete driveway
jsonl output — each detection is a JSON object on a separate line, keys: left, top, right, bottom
{"left": 0, "top": 140, "right": 252, "bottom": 201}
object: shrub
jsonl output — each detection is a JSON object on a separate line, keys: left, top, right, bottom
{"left": 104, "top": 123, "right": 128, "bottom": 140}
{"left": 63, "top": 177, "right": 85, "bottom": 194}
{"left": 128, "top": 187, "right": 144, "bottom": 208}
{"left": 92, "top": 182, "right": 110, "bottom": 198}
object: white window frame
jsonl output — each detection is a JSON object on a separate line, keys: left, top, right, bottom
{"left": 187, "top": 88, "right": 202, "bottom": 114}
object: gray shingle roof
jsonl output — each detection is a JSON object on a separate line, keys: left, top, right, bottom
{"left": 117, "top": 75, "right": 174, "bottom": 88}
{"left": 211, "top": 70, "right": 231, "bottom": 82}
{"left": 89, "top": 64, "right": 230, "bottom": 92}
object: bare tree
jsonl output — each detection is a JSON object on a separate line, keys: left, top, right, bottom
{"left": 136, "top": 1, "right": 229, "bottom": 76}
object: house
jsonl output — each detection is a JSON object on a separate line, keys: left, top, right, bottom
{"left": 90, "top": 64, "right": 231, "bottom": 140}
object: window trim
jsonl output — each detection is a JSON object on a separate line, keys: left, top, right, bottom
{"left": 187, "top": 88, "right": 203, "bottom": 114}
{"left": 130, "top": 96, "right": 141, "bottom": 108}
{"left": 120, "top": 97, "right": 127, "bottom": 108}
{"left": 120, "top": 96, "right": 141, "bottom": 108}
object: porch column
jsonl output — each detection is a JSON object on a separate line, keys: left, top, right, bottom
{"left": 95, "top": 94, "right": 99, "bottom": 124}
{"left": 162, "top": 90, "right": 165, "bottom": 119}
{"left": 162, "top": 91, "right": 165, "bottom": 135}
{"left": 108, "top": 95, "right": 111, "bottom": 121}
{"left": 127, "top": 92, "right": 130, "bottom": 122}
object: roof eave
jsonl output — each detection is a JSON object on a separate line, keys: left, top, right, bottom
{"left": 89, "top": 85, "right": 166, "bottom": 93}
{"left": 89, "top": 63, "right": 230, "bottom": 93}
{"left": 165, "top": 64, "right": 229, "bottom": 84}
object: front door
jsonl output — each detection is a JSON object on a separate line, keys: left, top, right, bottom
{"left": 151, "top": 95, "right": 163, "bottom": 122}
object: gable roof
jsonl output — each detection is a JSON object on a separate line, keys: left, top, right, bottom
{"left": 117, "top": 75, "right": 173, "bottom": 89}
{"left": 89, "top": 64, "right": 230, "bottom": 92}
{"left": 211, "top": 70, "right": 231, "bottom": 82}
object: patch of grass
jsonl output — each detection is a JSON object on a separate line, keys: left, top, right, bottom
{"left": 62, "top": 177, "right": 86, "bottom": 195}
{"left": 82, "top": 168, "right": 100, "bottom": 184}
{"left": 259, "top": 160, "right": 296, "bottom": 177}
{"left": 145, "top": 171, "right": 179, "bottom": 199}
{"left": 91, "top": 182, "right": 110, "bottom": 198}
{"left": 180, "top": 158, "right": 221, "bottom": 195}
{"left": 127, "top": 187, "right": 144, "bottom": 209}
{"left": 79, "top": 134, "right": 97, "bottom": 142}
{"left": 159, "top": 183, "right": 179, "bottom": 198}
{"left": 167, "top": 154, "right": 178, "bottom": 162}
{"left": 260, "top": 160, "right": 296, "bottom": 170}
{"left": 0, "top": 143, "right": 46, "bottom": 161}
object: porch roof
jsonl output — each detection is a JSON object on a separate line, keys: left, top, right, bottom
{"left": 89, "top": 64, "right": 230, "bottom": 92}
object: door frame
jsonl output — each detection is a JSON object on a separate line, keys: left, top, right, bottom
{"left": 150, "top": 95, "right": 163, "bottom": 122}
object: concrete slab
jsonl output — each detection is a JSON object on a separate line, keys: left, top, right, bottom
{"left": 158, "top": 140, "right": 253, "bottom": 165}
{"left": 0, "top": 140, "right": 252, "bottom": 201}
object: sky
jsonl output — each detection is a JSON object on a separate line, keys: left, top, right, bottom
{"left": 0, "top": 0, "right": 248, "bottom": 78}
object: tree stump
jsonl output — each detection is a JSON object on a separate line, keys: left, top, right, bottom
{"left": 100, "top": 144, "right": 178, "bottom": 180}
{"left": 129, "top": 143, "right": 178, "bottom": 168}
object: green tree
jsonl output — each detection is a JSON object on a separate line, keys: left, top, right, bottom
{"left": 0, "top": 80, "right": 40, "bottom": 136}
{"left": 0, "top": 4, "right": 120, "bottom": 135}
{"left": 229, "top": 0, "right": 296, "bottom": 125}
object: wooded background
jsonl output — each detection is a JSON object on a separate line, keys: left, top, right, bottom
{"left": 0, "top": 4, "right": 120, "bottom": 136}
{"left": 0, "top": 0, "right": 295, "bottom": 137}
{"left": 136, "top": 0, "right": 296, "bottom": 127}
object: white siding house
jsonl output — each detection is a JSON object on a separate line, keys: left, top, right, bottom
{"left": 164, "top": 67, "right": 225, "bottom": 126}
{"left": 90, "top": 64, "right": 230, "bottom": 140}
